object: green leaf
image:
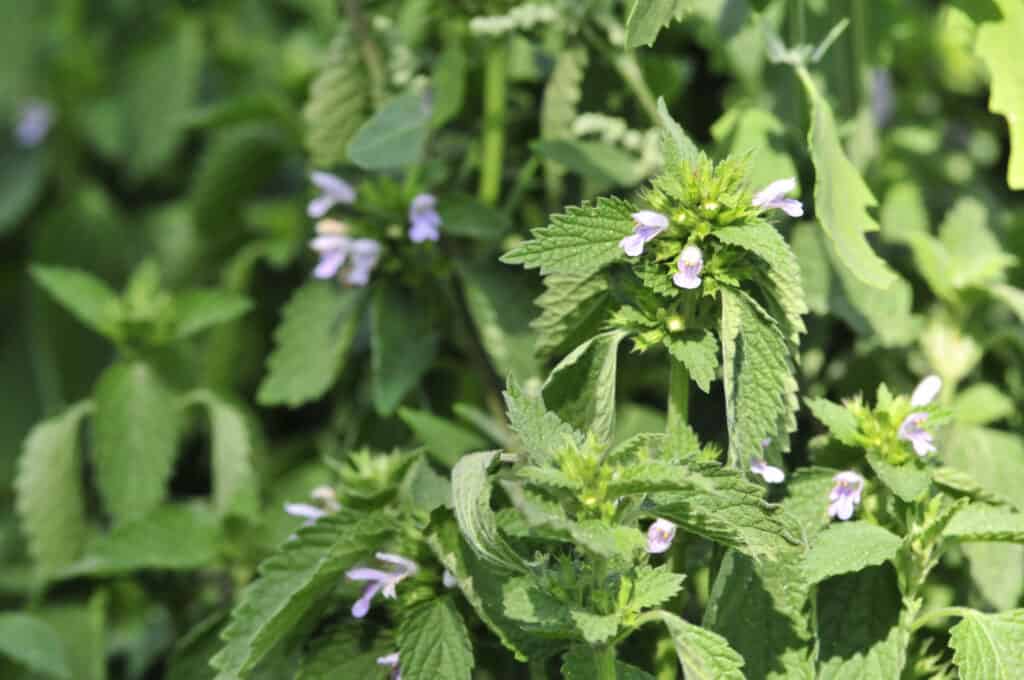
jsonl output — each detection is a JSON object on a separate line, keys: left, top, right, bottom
{"left": 59, "top": 503, "right": 221, "bottom": 578}
{"left": 189, "top": 390, "right": 260, "bottom": 519}
{"left": 865, "top": 452, "right": 931, "bottom": 503}
{"left": 943, "top": 426, "right": 1024, "bottom": 509}
{"left": 711, "top": 106, "right": 800, "bottom": 196}
{"left": 945, "top": 504, "right": 1024, "bottom": 542}
{"left": 257, "top": 282, "right": 366, "bottom": 407}
{"left": 991, "top": 283, "right": 1024, "bottom": 324}
{"left": 974, "top": 0, "right": 1024, "bottom": 189}
{"left": 397, "top": 597, "right": 474, "bottom": 680}
{"left": 816, "top": 566, "right": 907, "bottom": 680}
{"left": 451, "top": 451, "right": 530, "bottom": 573}
{"left": 964, "top": 542, "right": 1024, "bottom": 610}
{"left": 720, "top": 287, "right": 798, "bottom": 463}
{"left": 297, "top": 624, "right": 393, "bottom": 680}
{"left": 438, "top": 195, "right": 512, "bottom": 240}
{"left": 655, "top": 610, "right": 746, "bottom": 680}
{"left": 501, "top": 197, "right": 636, "bottom": 277}
{"left": 571, "top": 610, "right": 620, "bottom": 644}
{"left": 804, "top": 397, "right": 859, "bottom": 446}
{"left": 799, "top": 71, "right": 897, "bottom": 288}
{"left": 399, "top": 408, "right": 489, "bottom": 468}
{"left": 211, "top": 513, "right": 394, "bottom": 679}
{"left": 938, "top": 197, "right": 1016, "bottom": 289}
{"left": 657, "top": 97, "right": 699, "bottom": 167}
{"left": 30, "top": 265, "right": 121, "bottom": 340}
{"left": 630, "top": 565, "right": 687, "bottom": 612}
{"left": 541, "top": 48, "right": 588, "bottom": 204}
{"left": 950, "top": 609, "right": 1024, "bottom": 679}
{"left": 0, "top": 148, "right": 46, "bottom": 235}
{"left": 782, "top": 467, "right": 838, "bottom": 540}
{"left": 542, "top": 330, "right": 626, "bottom": 443}
{"left": 0, "top": 613, "right": 71, "bottom": 679}
{"left": 172, "top": 288, "right": 252, "bottom": 340}
{"left": 933, "top": 466, "right": 1014, "bottom": 506}
{"left": 504, "top": 378, "right": 582, "bottom": 466}
{"left": 531, "top": 140, "right": 644, "bottom": 187}
{"left": 532, "top": 271, "right": 610, "bottom": 358}
{"left": 803, "top": 521, "right": 902, "bottom": 585}
{"left": 561, "top": 646, "right": 656, "bottom": 679}
{"left": 625, "top": 0, "right": 686, "bottom": 48}
{"left": 371, "top": 283, "right": 439, "bottom": 414}
{"left": 953, "top": 383, "right": 1015, "bottom": 426}
{"left": 401, "top": 456, "right": 452, "bottom": 513}
{"left": 27, "top": 596, "right": 107, "bottom": 680}
{"left": 664, "top": 330, "right": 719, "bottom": 394}
{"left": 347, "top": 90, "right": 431, "bottom": 170}
{"left": 93, "top": 361, "right": 182, "bottom": 523}
{"left": 304, "top": 30, "right": 368, "bottom": 168}
{"left": 431, "top": 38, "right": 467, "bottom": 127}
{"left": 14, "top": 402, "right": 91, "bottom": 579}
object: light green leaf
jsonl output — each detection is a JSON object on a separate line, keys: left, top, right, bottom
{"left": 938, "top": 197, "right": 1016, "bottom": 289}
{"left": 172, "top": 288, "right": 252, "bottom": 340}
{"left": 711, "top": 106, "right": 799, "bottom": 194}
{"left": 304, "top": 30, "right": 368, "bottom": 168}
{"left": 59, "top": 503, "right": 221, "bottom": 578}
{"left": 664, "top": 330, "right": 719, "bottom": 394}
{"left": 964, "top": 542, "right": 1024, "bottom": 610}
{"left": 188, "top": 390, "right": 260, "bottom": 518}
{"left": 452, "top": 451, "right": 530, "bottom": 573}
{"left": 804, "top": 397, "right": 859, "bottom": 446}
{"left": 542, "top": 330, "right": 626, "bottom": 443}
{"left": 953, "top": 382, "right": 1015, "bottom": 426}
{"left": 803, "top": 521, "right": 902, "bottom": 585}
{"left": 991, "top": 283, "right": 1024, "bottom": 324}
{"left": 531, "top": 140, "right": 644, "bottom": 187}
{"left": 865, "top": 452, "right": 931, "bottom": 503}
{"left": 798, "top": 70, "right": 897, "bottom": 288}
{"left": 541, "top": 48, "right": 588, "bottom": 204}
{"left": 371, "top": 283, "right": 439, "bottom": 415}
{"left": 401, "top": 456, "right": 452, "bottom": 513}
{"left": 630, "top": 565, "right": 687, "bottom": 612}
{"left": 720, "top": 287, "right": 798, "bottom": 463}
{"left": 943, "top": 425, "right": 1024, "bottom": 510}
{"left": 0, "top": 613, "right": 71, "bottom": 679}
{"left": 347, "top": 90, "right": 431, "bottom": 170}
{"left": 297, "top": 624, "right": 393, "bottom": 680}
{"left": 28, "top": 596, "right": 106, "bottom": 680}
{"left": 933, "top": 466, "right": 1014, "bottom": 506}
{"left": 945, "top": 504, "right": 1024, "bottom": 542}
{"left": 950, "top": 609, "right": 1024, "bottom": 679}
{"left": 571, "top": 610, "right": 620, "bottom": 644}
{"left": 211, "top": 513, "right": 394, "bottom": 679}
{"left": 397, "top": 597, "right": 474, "bottom": 680}
{"left": 92, "top": 361, "right": 181, "bottom": 523}
{"left": 14, "top": 402, "right": 91, "bottom": 580}
{"left": 657, "top": 97, "right": 699, "bottom": 167}
{"left": 30, "top": 265, "right": 121, "bottom": 340}
{"left": 504, "top": 378, "right": 582, "bottom": 466}
{"left": 501, "top": 197, "right": 636, "bottom": 277}
{"left": 431, "top": 37, "right": 467, "bottom": 127}
{"left": 399, "top": 408, "right": 489, "bottom": 468}
{"left": 625, "top": 0, "right": 686, "bottom": 48}
{"left": 974, "top": 0, "right": 1024, "bottom": 189}
{"left": 656, "top": 610, "right": 745, "bottom": 680}
{"left": 257, "top": 282, "right": 366, "bottom": 407}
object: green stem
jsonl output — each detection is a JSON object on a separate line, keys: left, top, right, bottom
{"left": 910, "top": 606, "right": 973, "bottom": 632}
{"left": 667, "top": 359, "right": 690, "bottom": 440}
{"left": 593, "top": 644, "right": 618, "bottom": 680}
{"left": 582, "top": 26, "right": 659, "bottom": 125}
{"left": 344, "top": 0, "right": 387, "bottom": 106}
{"left": 478, "top": 40, "right": 508, "bottom": 206}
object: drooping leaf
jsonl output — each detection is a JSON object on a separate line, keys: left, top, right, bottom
{"left": 397, "top": 597, "right": 474, "bottom": 680}
{"left": 257, "top": 282, "right": 366, "bottom": 407}
{"left": 542, "top": 330, "right": 627, "bottom": 443}
{"left": 949, "top": 609, "right": 1024, "bottom": 679}
{"left": 347, "top": 90, "right": 431, "bottom": 170}
{"left": 0, "top": 612, "right": 71, "bottom": 679}
{"left": 92, "top": 361, "right": 182, "bottom": 523}
{"left": 655, "top": 610, "right": 746, "bottom": 680}
{"left": 803, "top": 521, "right": 902, "bottom": 585}
{"left": 451, "top": 451, "right": 530, "bottom": 573}
{"left": 370, "top": 283, "right": 439, "bottom": 415}
{"left": 30, "top": 265, "right": 121, "bottom": 340}
{"left": 304, "top": 30, "right": 368, "bottom": 168}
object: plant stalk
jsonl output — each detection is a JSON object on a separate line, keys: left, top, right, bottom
{"left": 667, "top": 359, "right": 690, "bottom": 440}
{"left": 479, "top": 39, "right": 508, "bottom": 206}
{"left": 593, "top": 643, "right": 618, "bottom": 680}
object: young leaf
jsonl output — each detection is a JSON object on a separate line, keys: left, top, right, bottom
{"left": 865, "top": 452, "right": 931, "bottom": 503}
{"left": 398, "top": 408, "right": 489, "bottom": 468}
{"left": 532, "top": 271, "right": 610, "bottom": 358}
{"left": 451, "top": 451, "right": 530, "bottom": 573}
{"left": 257, "top": 282, "right": 367, "bottom": 407}
{"left": 172, "top": 288, "right": 252, "bottom": 340}
{"left": 629, "top": 565, "right": 687, "bottom": 612}
{"left": 0, "top": 612, "right": 71, "bottom": 680}
{"left": 804, "top": 397, "right": 859, "bottom": 445}
{"left": 542, "top": 330, "right": 627, "bottom": 443}
{"left": 945, "top": 504, "right": 1024, "bottom": 542}
{"left": 30, "top": 265, "right": 121, "bottom": 340}
{"left": 974, "top": 0, "right": 1024, "bottom": 189}
{"left": 571, "top": 610, "right": 620, "bottom": 644}
{"left": 347, "top": 90, "right": 431, "bottom": 170}
{"left": 14, "top": 402, "right": 91, "bottom": 579}
{"left": 501, "top": 196, "right": 635, "bottom": 277}
{"left": 657, "top": 97, "right": 699, "bottom": 167}
{"left": 504, "top": 378, "right": 583, "bottom": 466}
{"left": 625, "top": 0, "right": 686, "bottom": 48}
{"left": 397, "top": 597, "right": 474, "bottom": 680}
{"left": 803, "top": 521, "right": 902, "bottom": 585}
{"left": 656, "top": 610, "right": 746, "bottom": 680}
{"left": 665, "top": 330, "right": 719, "bottom": 394}
{"left": 950, "top": 609, "right": 1024, "bottom": 679}
{"left": 211, "top": 513, "right": 394, "bottom": 679}
{"left": 304, "top": 30, "right": 368, "bottom": 168}
{"left": 92, "top": 361, "right": 182, "bottom": 523}
{"left": 189, "top": 390, "right": 260, "bottom": 519}
{"left": 370, "top": 283, "right": 439, "bottom": 415}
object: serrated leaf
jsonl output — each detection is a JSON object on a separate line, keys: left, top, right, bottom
{"left": 541, "top": 48, "right": 587, "bottom": 204}
{"left": 399, "top": 408, "right": 489, "bottom": 468}
{"left": 783, "top": 467, "right": 838, "bottom": 540}
{"left": 571, "top": 610, "right": 620, "bottom": 644}
{"left": 625, "top": 0, "right": 686, "bottom": 48}
{"left": 974, "top": 0, "right": 1024, "bottom": 189}
{"left": 665, "top": 330, "right": 719, "bottom": 393}
{"left": 803, "top": 521, "right": 902, "bottom": 585}
{"left": 211, "top": 513, "right": 394, "bottom": 679}
{"left": 0, "top": 612, "right": 71, "bottom": 679}
{"left": 542, "top": 330, "right": 626, "bottom": 443}
{"left": 257, "top": 282, "right": 366, "bottom": 407}
{"left": 398, "top": 597, "right": 473, "bottom": 680}
{"left": 720, "top": 287, "right": 798, "bottom": 463}
{"left": 656, "top": 610, "right": 745, "bottom": 680}
{"left": 658, "top": 97, "right": 699, "bottom": 168}
{"left": 30, "top": 265, "right": 121, "bottom": 340}
{"left": 370, "top": 282, "right": 439, "bottom": 415}
{"left": 14, "top": 402, "right": 91, "bottom": 580}
{"left": 297, "top": 624, "right": 393, "bottom": 680}
{"left": 59, "top": 503, "right": 221, "bottom": 578}
{"left": 630, "top": 565, "right": 687, "bottom": 612}
{"left": 945, "top": 504, "right": 1024, "bottom": 542}
{"left": 804, "top": 397, "right": 859, "bottom": 445}
{"left": 452, "top": 451, "right": 530, "bottom": 573}
{"left": 533, "top": 270, "right": 611, "bottom": 358}
{"left": 93, "top": 361, "right": 181, "bottom": 523}
{"left": 502, "top": 576, "right": 574, "bottom": 634}
{"left": 347, "top": 90, "right": 431, "bottom": 170}
{"left": 172, "top": 288, "right": 252, "bottom": 340}
{"left": 799, "top": 72, "right": 896, "bottom": 288}
{"left": 304, "top": 30, "right": 368, "bottom": 168}
{"left": 865, "top": 452, "right": 931, "bottom": 503}
{"left": 933, "top": 466, "right": 1013, "bottom": 506}
{"left": 569, "top": 520, "right": 647, "bottom": 562}
{"left": 401, "top": 456, "right": 452, "bottom": 514}
{"left": 950, "top": 609, "right": 1024, "bottom": 679}
{"left": 189, "top": 390, "right": 260, "bottom": 518}
{"left": 504, "top": 378, "right": 582, "bottom": 466}
{"left": 501, "top": 197, "right": 635, "bottom": 277}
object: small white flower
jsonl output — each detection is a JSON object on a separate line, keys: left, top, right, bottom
{"left": 672, "top": 245, "right": 703, "bottom": 289}
{"left": 828, "top": 471, "right": 865, "bottom": 521}
{"left": 899, "top": 412, "right": 936, "bottom": 456}
{"left": 442, "top": 569, "right": 458, "bottom": 589}
{"left": 619, "top": 211, "right": 669, "bottom": 256}
{"left": 752, "top": 177, "right": 803, "bottom": 217}
{"left": 646, "top": 518, "right": 677, "bottom": 554}
{"left": 910, "top": 374, "right": 942, "bottom": 407}
{"left": 307, "top": 171, "right": 356, "bottom": 218}
{"left": 750, "top": 458, "right": 785, "bottom": 484}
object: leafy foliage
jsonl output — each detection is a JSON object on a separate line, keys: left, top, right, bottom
{"left": 949, "top": 609, "right": 1024, "bottom": 679}
{"left": 398, "top": 597, "right": 474, "bottom": 680}
{"left": 304, "top": 30, "right": 368, "bottom": 168}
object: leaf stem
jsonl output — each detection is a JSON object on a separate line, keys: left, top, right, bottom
{"left": 592, "top": 643, "right": 618, "bottom": 680}
{"left": 343, "top": 0, "right": 387, "bottom": 107}
{"left": 910, "top": 606, "right": 973, "bottom": 632}
{"left": 667, "top": 358, "right": 690, "bottom": 440}
{"left": 478, "top": 39, "right": 508, "bottom": 206}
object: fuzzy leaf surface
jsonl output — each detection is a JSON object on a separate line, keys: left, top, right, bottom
{"left": 803, "top": 521, "right": 902, "bottom": 585}
{"left": 397, "top": 597, "right": 474, "bottom": 680}
{"left": 949, "top": 609, "right": 1024, "bottom": 679}
{"left": 542, "top": 330, "right": 626, "bottom": 443}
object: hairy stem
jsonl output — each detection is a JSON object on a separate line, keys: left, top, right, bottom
{"left": 667, "top": 359, "right": 690, "bottom": 440}
{"left": 343, "top": 0, "right": 387, "bottom": 106}
{"left": 479, "top": 39, "right": 508, "bottom": 206}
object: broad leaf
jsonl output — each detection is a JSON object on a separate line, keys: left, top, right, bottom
{"left": 30, "top": 265, "right": 121, "bottom": 340}
{"left": 370, "top": 283, "right": 439, "bottom": 415}
{"left": 347, "top": 90, "right": 431, "bottom": 170}
{"left": 625, "top": 0, "right": 686, "bottom": 48}
{"left": 542, "top": 330, "right": 626, "bottom": 443}
{"left": 974, "top": 0, "right": 1024, "bottom": 189}
{"left": 531, "top": 140, "right": 644, "bottom": 187}
{"left": 172, "top": 288, "right": 252, "bottom": 340}
{"left": 297, "top": 624, "right": 393, "bottom": 680}
{"left": 945, "top": 504, "right": 1024, "bottom": 542}
{"left": 803, "top": 521, "right": 902, "bottom": 585}
{"left": 656, "top": 610, "right": 746, "bottom": 680}
{"left": 304, "top": 30, "right": 368, "bottom": 168}
{"left": 398, "top": 408, "right": 489, "bottom": 468}
{"left": 665, "top": 330, "right": 719, "bottom": 394}
{"left": 950, "top": 609, "right": 1024, "bottom": 679}
{"left": 451, "top": 451, "right": 530, "bottom": 573}
{"left": 504, "top": 378, "right": 582, "bottom": 466}
{"left": 630, "top": 565, "right": 687, "bottom": 612}
{"left": 398, "top": 597, "right": 474, "bottom": 680}
{"left": 532, "top": 271, "right": 611, "bottom": 358}
{"left": 561, "top": 645, "right": 656, "bottom": 679}
{"left": 865, "top": 452, "right": 931, "bottom": 503}
{"left": 804, "top": 397, "right": 859, "bottom": 446}
{"left": 189, "top": 390, "right": 260, "bottom": 519}
{"left": 0, "top": 612, "right": 71, "bottom": 679}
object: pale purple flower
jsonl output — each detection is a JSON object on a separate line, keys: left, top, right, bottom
{"left": 910, "top": 375, "right": 942, "bottom": 407}
{"left": 646, "top": 518, "right": 677, "bottom": 554}
{"left": 283, "top": 503, "right": 326, "bottom": 525}
{"left": 619, "top": 211, "right": 669, "bottom": 256}
{"left": 752, "top": 178, "right": 804, "bottom": 217}
{"left": 750, "top": 458, "right": 785, "bottom": 484}
{"left": 344, "top": 238, "right": 382, "bottom": 286}
{"left": 346, "top": 552, "right": 419, "bottom": 618}
{"left": 308, "top": 219, "right": 381, "bottom": 286}
{"left": 307, "top": 171, "right": 356, "bottom": 218}
{"left": 442, "top": 569, "right": 457, "bottom": 589}
{"left": 899, "top": 412, "right": 936, "bottom": 456}
{"left": 828, "top": 471, "right": 864, "bottom": 521}
{"left": 14, "top": 100, "right": 54, "bottom": 148}
{"left": 408, "top": 193, "right": 441, "bottom": 243}
{"left": 377, "top": 652, "right": 401, "bottom": 680}
{"left": 672, "top": 245, "right": 703, "bottom": 289}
